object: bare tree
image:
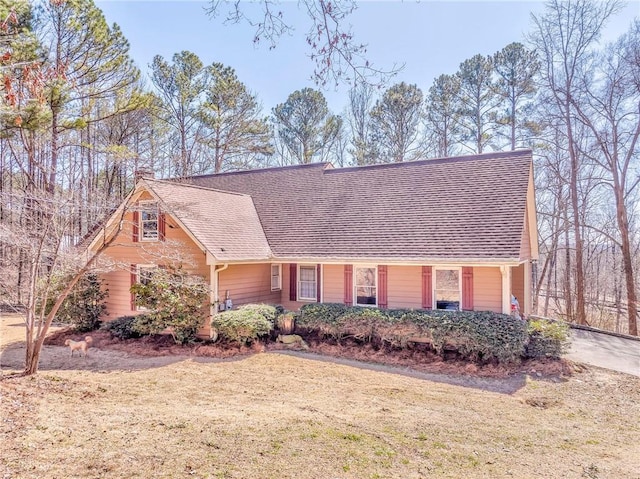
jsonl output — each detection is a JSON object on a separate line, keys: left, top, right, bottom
{"left": 569, "top": 21, "right": 640, "bottom": 335}
{"left": 530, "top": 0, "right": 622, "bottom": 326}
{"left": 205, "top": 0, "right": 399, "bottom": 87}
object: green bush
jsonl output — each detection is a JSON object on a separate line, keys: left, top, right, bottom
{"left": 237, "top": 303, "right": 278, "bottom": 323}
{"left": 297, "top": 303, "right": 349, "bottom": 334}
{"left": 299, "top": 304, "right": 528, "bottom": 364}
{"left": 525, "top": 319, "right": 570, "bottom": 359}
{"left": 55, "top": 273, "right": 109, "bottom": 332}
{"left": 101, "top": 316, "right": 143, "bottom": 340}
{"left": 211, "top": 308, "right": 273, "bottom": 345}
{"left": 130, "top": 266, "right": 208, "bottom": 344}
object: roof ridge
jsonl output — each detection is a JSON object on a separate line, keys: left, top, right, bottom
{"left": 142, "top": 178, "right": 252, "bottom": 198}
{"left": 325, "top": 149, "right": 532, "bottom": 174}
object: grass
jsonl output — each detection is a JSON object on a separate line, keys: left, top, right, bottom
{"left": 1, "top": 316, "right": 639, "bottom": 478}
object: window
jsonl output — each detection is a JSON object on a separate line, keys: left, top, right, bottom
{"left": 298, "top": 265, "right": 317, "bottom": 301}
{"left": 271, "top": 264, "right": 282, "bottom": 291}
{"left": 434, "top": 268, "right": 460, "bottom": 310}
{"left": 354, "top": 266, "right": 377, "bottom": 306}
{"left": 140, "top": 201, "right": 158, "bottom": 241}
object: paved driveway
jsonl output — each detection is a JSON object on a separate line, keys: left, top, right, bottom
{"left": 566, "top": 328, "right": 640, "bottom": 377}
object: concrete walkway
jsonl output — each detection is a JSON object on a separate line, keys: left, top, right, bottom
{"left": 566, "top": 328, "right": 640, "bottom": 377}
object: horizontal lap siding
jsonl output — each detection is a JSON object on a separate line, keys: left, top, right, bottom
{"left": 99, "top": 211, "right": 209, "bottom": 321}
{"left": 472, "top": 267, "right": 502, "bottom": 313}
{"left": 219, "top": 263, "right": 280, "bottom": 307}
{"left": 323, "top": 264, "right": 344, "bottom": 303}
{"left": 387, "top": 266, "right": 422, "bottom": 309}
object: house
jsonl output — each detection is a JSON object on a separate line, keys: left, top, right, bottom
{"left": 88, "top": 149, "right": 538, "bottom": 336}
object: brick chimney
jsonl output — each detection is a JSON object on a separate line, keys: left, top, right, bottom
{"left": 134, "top": 168, "right": 155, "bottom": 182}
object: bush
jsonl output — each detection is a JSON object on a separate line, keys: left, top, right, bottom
{"left": 297, "top": 303, "right": 349, "bottom": 335}
{"left": 237, "top": 303, "right": 278, "bottom": 323}
{"left": 130, "top": 266, "right": 208, "bottom": 344}
{"left": 55, "top": 273, "right": 109, "bottom": 332}
{"left": 525, "top": 319, "right": 570, "bottom": 359}
{"left": 102, "top": 316, "right": 143, "bottom": 340}
{"left": 299, "top": 304, "right": 529, "bottom": 364}
{"left": 211, "top": 308, "right": 273, "bottom": 345}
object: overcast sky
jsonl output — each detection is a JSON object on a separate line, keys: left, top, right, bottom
{"left": 95, "top": 0, "right": 639, "bottom": 113}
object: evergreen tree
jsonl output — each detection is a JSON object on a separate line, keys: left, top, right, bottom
{"left": 198, "top": 63, "right": 272, "bottom": 173}
{"left": 369, "top": 81, "right": 424, "bottom": 163}
{"left": 272, "top": 88, "right": 341, "bottom": 164}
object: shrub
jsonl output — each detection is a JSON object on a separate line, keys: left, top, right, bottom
{"left": 102, "top": 316, "right": 143, "bottom": 340}
{"left": 130, "top": 266, "right": 208, "bottom": 344}
{"left": 237, "top": 303, "right": 278, "bottom": 323}
{"left": 299, "top": 304, "right": 528, "bottom": 364}
{"left": 55, "top": 273, "right": 109, "bottom": 332}
{"left": 298, "top": 303, "right": 349, "bottom": 335}
{"left": 525, "top": 319, "right": 570, "bottom": 359}
{"left": 211, "top": 308, "right": 273, "bottom": 345}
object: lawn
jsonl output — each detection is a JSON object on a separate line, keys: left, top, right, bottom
{"left": 1, "top": 314, "right": 639, "bottom": 479}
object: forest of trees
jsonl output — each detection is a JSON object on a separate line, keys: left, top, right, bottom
{"left": 1, "top": 0, "right": 638, "bottom": 365}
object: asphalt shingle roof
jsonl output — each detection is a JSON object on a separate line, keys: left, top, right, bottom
{"left": 143, "top": 179, "right": 272, "bottom": 262}
{"left": 184, "top": 150, "right": 533, "bottom": 262}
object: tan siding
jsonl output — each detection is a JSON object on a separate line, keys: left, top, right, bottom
{"left": 323, "top": 264, "right": 344, "bottom": 303}
{"left": 99, "top": 208, "right": 209, "bottom": 321}
{"left": 218, "top": 263, "right": 280, "bottom": 307}
{"left": 511, "top": 264, "right": 525, "bottom": 312}
{"left": 472, "top": 267, "right": 502, "bottom": 313}
{"left": 387, "top": 265, "right": 422, "bottom": 309}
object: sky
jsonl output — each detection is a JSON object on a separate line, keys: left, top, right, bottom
{"left": 95, "top": 0, "right": 640, "bottom": 114}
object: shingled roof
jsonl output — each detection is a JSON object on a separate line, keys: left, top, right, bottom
{"left": 142, "top": 179, "right": 272, "bottom": 262}
{"left": 184, "top": 150, "right": 534, "bottom": 262}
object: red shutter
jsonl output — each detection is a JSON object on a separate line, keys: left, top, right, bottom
{"left": 344, "top": 265, "right": 353, "bottom": 306}
{"left": 462, "top": 267, "right": 474, "bottom": 311}
{"left": 132, "top": 210, "right": 139, "bottom": 242}
{"left": 422, "top": 266, "right": 432, "bottom": 309}
{"left": 316, "top": 264, "right": 321, "bottom": 303}
{"left": 130, "top": 264, "right": 137, "bottom": 311}
{"left": 159, "top": 212, "right": 166, "bottom": 241}
{"left": 378, "top": 265, "right": 388, "bottom": 309}
{"left": 289, "top": 263, "right": 297, "bottom": 301}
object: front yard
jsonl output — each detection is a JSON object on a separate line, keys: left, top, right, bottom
{"left": 1, "top": 314, "right": 639, "bottom": 478}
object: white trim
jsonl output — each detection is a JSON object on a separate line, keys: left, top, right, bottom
{"left": 297, "top": 264, "right": 317, "bottom": 302}
{"left": 353, "top": 265, "right": 378, "bottom": 307}
{"left": 271, "top": 264, "right": 282, "bottom": 291}
{"left": 433, "top": 266, "right": 462, "bottom": 311}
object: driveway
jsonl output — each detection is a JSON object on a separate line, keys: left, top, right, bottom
{"left": 566, "top": 328, "right": 640, "bottom": 377}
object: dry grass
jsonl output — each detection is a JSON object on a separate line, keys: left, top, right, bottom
{"left": 1, "top": 315, "right": 639, "bottom": 479}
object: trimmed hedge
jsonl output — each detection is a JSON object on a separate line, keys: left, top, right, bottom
{"left": 211, "top": 308, "right": 273, "bottom": 345}
{"left": 525, "top": 319, "right": 570, "bottom": 359}
{"left": 298, "top": 303, "right": 529, "bottom": 364}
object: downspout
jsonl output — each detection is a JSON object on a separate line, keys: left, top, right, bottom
{"left": 210, "top": 263, "right": 229, "bottom": 339}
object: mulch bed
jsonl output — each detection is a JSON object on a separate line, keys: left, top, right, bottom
{"left": 45, "top": 327, "right": 575, "bottom": 379}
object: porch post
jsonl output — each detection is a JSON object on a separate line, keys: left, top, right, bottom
{"left": 500, "top": 265, "right": 511, "bottom": 315}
